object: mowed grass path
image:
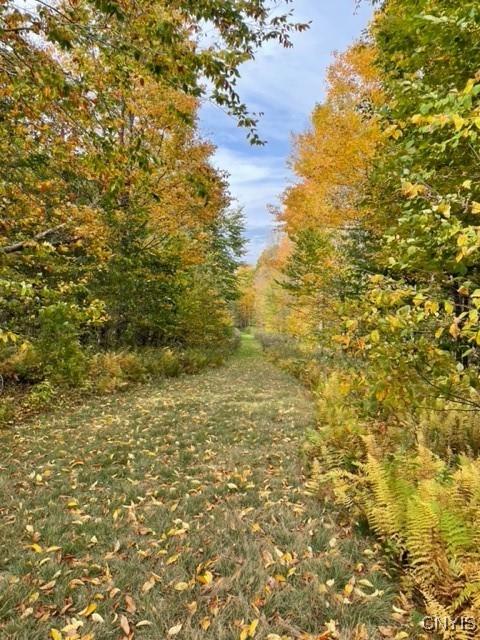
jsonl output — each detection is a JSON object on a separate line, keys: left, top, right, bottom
{"left": 0, "top": 336, "right": 398, "bottom": 640}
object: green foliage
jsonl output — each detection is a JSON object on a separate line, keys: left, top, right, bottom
{"left": 28, "top": 380, "right": 57, "bottom": 409}
{"left": 37, "top": 304, "right": 88, "bottom": 386}
{"left": 233, "top": 266, "right": 256, "bottom": 329}
{"left": 1, "top": 0, "right": 302, "bottom": 397}
{"left": 255, "top": 0, "right": 480, "bottom": 630}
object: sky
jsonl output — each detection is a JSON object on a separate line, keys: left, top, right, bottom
{"left": 200, "top": 0, "right": 373, "bottom": 264}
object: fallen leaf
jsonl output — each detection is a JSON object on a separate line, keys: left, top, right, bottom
{"left": 120, "top": 615, "right": 130, "bottom": 636}
{"left": 141, "top": 576, "right": 156, "bottom": 593}
{"left": 200, "top": 617, "right": 211, "bottom": 630}
{"left": 168, "top": 623, "right": 183, "bottom": 636}
{"left": 166, "top": 554, "right": 180, "bottom": 565}
{"left": 344, "top": 577, "right": 355, "bottom": 597}
{"left": 91, "top": 612, "right": 104, "bottom": 623}
{"left": 125, "top": 595, "right": 136, "bottom": 614}
{"left": 358, "top": 579, "right": 374, "bottom": 588}
{"left": 40, "top": 580, "right": 56, "bottom": 591}
{"left": 186, "top": 601, "right": 198, "bottom": 615}
{"left": 248, "top": 618, "right": 259, "bottom": 637}
{"left": 197, "top": 571, "right": 213, "bottom": 585}
{"left": 61, "top": 619, "right": 83, "bottom": 634}
{"left": 79, "top": 603, "right": 97, "bottom": 617}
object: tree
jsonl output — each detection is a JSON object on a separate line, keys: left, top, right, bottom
{"left": 234, "top": 266, "right": 256, "bottom": 329}
{"left": 280, "top": 44, "right": 382, "bottom": 234}
{"left": 0, "top": 0, "right": 305, "bottom": 383}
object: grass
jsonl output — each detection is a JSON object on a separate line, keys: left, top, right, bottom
{"left": 0, "top": 336, "right": 404, "bottom": 639}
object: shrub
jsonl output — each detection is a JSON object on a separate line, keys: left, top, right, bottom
{"left": 361, "top": 444, "right": 480, "bottom": 623}
{"left": 36, "top": 303, "right": 88, "bottom": 386}
{"left": 0, "top": 342, "right": 42, "bottom": 383}
{"left": 308, "top": 372, "right": 367, "bottom": 471}
{"left": 89, "top": 351, "right": 147, "bottom": 392}
{"left": 304, "top": 368, "right": 480, "bottom": 628}
{"left": 89, "top": 345, "right": 225, "bottom": 393}
{"left": 28, "top": 380, "right": 56, "bottom": 408}
{"left": 180, "top": 348, "right": 209, "bottom": 374}
{"left": 0, "top": 397, "right": 15, "bottom": 425}
{"left": 157, "top": 348, "right": 182, "bottom": 378}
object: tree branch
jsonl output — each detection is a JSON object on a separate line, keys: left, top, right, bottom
{"left": 2, "top": 224, "right": 68, "bottom": 254}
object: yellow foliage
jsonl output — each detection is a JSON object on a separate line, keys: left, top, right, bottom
{"left": 279, "top": 44, "right": 382, "bottom": 234}
{"left": 334, "top": 433, "right": 480, "bottom": 625}
{"left": 254, "top": 236, "right": 293, "bottom": 334}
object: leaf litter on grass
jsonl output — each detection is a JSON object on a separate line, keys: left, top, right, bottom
{"left": 0, "top": 339, "right": 416, "bottom": 639}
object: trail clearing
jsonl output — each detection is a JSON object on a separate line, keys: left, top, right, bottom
{"left": 0, "top": 337, "right": 396, "bottom": 639}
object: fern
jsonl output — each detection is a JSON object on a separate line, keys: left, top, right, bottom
{"left": 305, "top": 368, "right": 480, "bottom": 637}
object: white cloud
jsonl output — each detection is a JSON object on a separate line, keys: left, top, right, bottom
{"left": 201, "top": 0, "right": 373, "bottom": 261}
{"left": 212, "top": 146, "right": 288, "bottom": 230}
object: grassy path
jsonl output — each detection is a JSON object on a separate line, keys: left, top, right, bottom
{"left": 0, "top": 336, "right": 397, "bottom": 640}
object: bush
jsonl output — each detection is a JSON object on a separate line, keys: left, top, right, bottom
{"left": 360, "top": 444, "right": 480, "bottom": 623}
{"left": 28, "top": 380, "right": 56, "bottom": 408}
{"left": 36, "top": 303, "right": 88, "bottom": 386}
{"left": 304, "top": 367, "right": 480, "bottom": 627}
{"left": 89, "top": 351, "right": 147, "bottom": 392}
{"left": 157, "top": 348, "right": 182, "bottom": 378}
{"left": 0, "top": 397, "right": 15, "bottom": 425}
{"left": 256, "top": 331, "right": 337, "bottom": 390}
{"left": 181, "top": 348, "right": 210, "bottom": 374}
{"left": 89, "top": 344, "right": 229, "bottom": 393}
{"left": 0, "top": 342, "right": 43, "bottom": 383}
{"left": 308, "top": 372, "right": 367, "bottom": 471}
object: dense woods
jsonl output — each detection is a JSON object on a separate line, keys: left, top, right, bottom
{"left": 254, "top": 0, "right": 480, "bottom": 632}
{"left": 0, "top": 0, "right": 305, "bottom": 409}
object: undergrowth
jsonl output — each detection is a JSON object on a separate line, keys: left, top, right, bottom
{"left": 257, "top": 331, "right": 480, "bottom": 639}
{"left": 0, "top": 332, "right": 241, "bottom": 428}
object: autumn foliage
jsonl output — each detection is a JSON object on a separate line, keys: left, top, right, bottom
{"left": 280, "top": 45, "right": 382, "bottom": 235}
{"left": 0, "top": 0, "right": 305, "bottom": 399}
{"left": 255, "top": 1, "right": 480, "bottom": 633}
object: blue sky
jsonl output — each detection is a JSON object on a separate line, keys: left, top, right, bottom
{"left": 200, "top": 0, "right": 373, "bottom": 263}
